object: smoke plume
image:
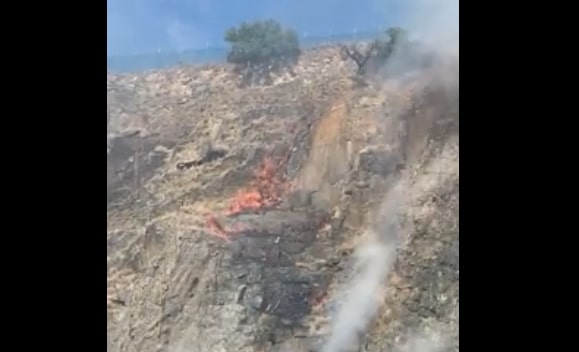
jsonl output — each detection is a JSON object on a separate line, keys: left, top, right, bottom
{"left": 322, "top": 0, "right": 458, "bottom": 349}
{"left": 322, "top": 182, "right": 403, "bottom": 352}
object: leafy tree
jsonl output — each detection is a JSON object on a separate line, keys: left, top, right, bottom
{"left": 224, "top": 19, "right": 301, "bottom": 85}
{"left": 375, "top": 27, "right": 409, "bottom": 61}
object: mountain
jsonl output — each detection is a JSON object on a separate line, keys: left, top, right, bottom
{"left": 107, "top": 43, "right": 459, "bottom": 352}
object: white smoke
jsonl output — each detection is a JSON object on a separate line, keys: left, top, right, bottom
{"left": 322, "top": 183, "right": 403, "bottom": 352}
{"left": 322, "top": 241, "right": 396, "bottom": 352}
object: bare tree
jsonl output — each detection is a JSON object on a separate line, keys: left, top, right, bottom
{"left": 339, "top": 42, "right": 378, "bottom": 75}
{"left": 339, "top": 27, "right": 412, "bottom": 77}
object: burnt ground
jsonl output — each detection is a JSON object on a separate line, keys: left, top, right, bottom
{"left": 107, "top": 46, "right": 458, "bottom": 352}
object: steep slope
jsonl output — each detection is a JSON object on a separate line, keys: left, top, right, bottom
{"left": 107, "top": 45, "right": 458, "bottom": 352}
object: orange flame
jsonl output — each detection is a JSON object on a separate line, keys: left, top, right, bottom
{"left": 205, "top": 215, "right": 230, "bottom": 241}
{"left": 227, "top": 156, "right": 288, "bottom": 216}
{"left": 205, "top": 155, "right": 291, "bottom": 240}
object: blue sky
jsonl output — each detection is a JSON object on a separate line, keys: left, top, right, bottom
{"left": 107, "top": 0, "right": 409, "bottom": 56}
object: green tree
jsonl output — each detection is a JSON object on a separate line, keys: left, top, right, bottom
{"left": 224, "top": 19, "right": 300, "bottom": 85}
{"left": 375, "top": 27, "right": 409, "bottom": 61}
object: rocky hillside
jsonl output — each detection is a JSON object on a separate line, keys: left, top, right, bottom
{"left": 107, "top": 45, "right": 459, "bottom": 352}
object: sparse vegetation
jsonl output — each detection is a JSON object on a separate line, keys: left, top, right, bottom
{"left": 225, "top": 19, "right": 301, "bottom": 86}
